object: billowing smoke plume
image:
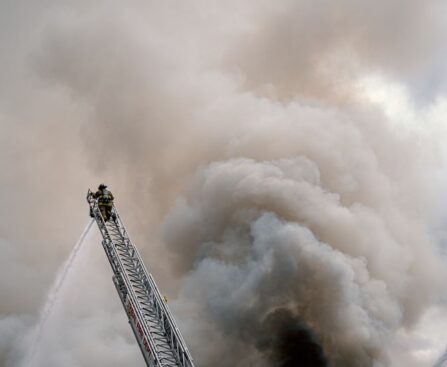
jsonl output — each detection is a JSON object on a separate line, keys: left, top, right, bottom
{"left": 164, "top": 152, "right": 445, "bottom": 366}
{"left": 2, "top": 0, "right": 447, "bottom": 366}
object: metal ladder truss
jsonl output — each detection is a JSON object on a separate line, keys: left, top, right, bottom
{"left": 87, "top": 190, "right": 195, "bottom": 367}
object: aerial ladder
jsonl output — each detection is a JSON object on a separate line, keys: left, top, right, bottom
{"left": 87, "top": 190, "right": 195, "bottom": 367}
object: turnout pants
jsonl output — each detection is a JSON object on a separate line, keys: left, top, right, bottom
{"left": 99, "top": 204, "right": 113, "bottom": 221}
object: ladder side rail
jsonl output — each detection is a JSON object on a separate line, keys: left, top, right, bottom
{"left": 89, "top": 200, "right": 130, "bottom": 298}
{"left": 106, "top": 226, "right": 172, "bottom": 359}
{"left": 123, "top": 243, "right": 193, "bottom": 367}
{"left": 146, "top": 273, "right": 194, "bottom": 367}
{"left": 106, "top": 237, "right": 164, "bottom": 366}
{"left": 110, "top": 208, "right": 182, "bottom": 365}
{"left": 89, "top": 202, "right": 123, "bottom": 283}
{"left": 111, "top": 273, "right": 158, "bottom": 367}
{"left": 87, "top": 195, "right": 164, "bottom": 367}
{"left": 112, "top": 206, "right": 195, "bottom": 367}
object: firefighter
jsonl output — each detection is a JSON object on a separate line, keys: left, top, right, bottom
{"left": 92, "top": 184, "right": 115, "bottom": 221}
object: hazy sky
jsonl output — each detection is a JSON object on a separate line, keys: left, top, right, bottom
{"left": 2, "top": 1, "right": 447, "bottom": 366}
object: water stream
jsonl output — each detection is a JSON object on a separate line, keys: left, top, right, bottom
{"left": 24, "top": 219, "right": 94, "bottom": 367}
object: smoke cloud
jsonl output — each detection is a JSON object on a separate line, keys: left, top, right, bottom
{"left": 2, "top": 0, "right": 447, "bottom": 366}
{"left": 164, "top": 154, "right": 445, "bottom": 366}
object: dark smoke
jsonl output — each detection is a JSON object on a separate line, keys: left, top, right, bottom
{"left": 257, "top": 308, "right": 328, "bottom": 367}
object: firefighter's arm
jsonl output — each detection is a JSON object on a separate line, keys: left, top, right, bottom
{"left": 110, "top": 192, "right": 115, "bottom": 200}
